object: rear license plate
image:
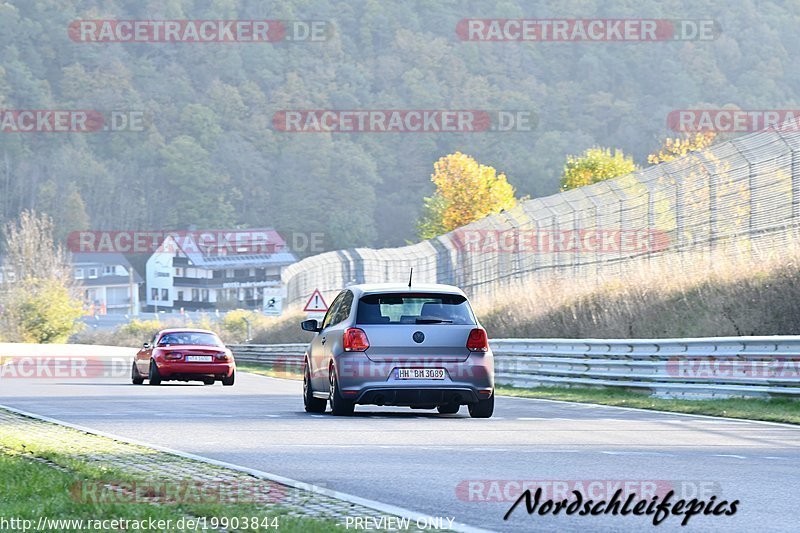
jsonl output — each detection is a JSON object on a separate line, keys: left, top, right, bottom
{"left": 185, "top": 355, "right": 213, "bottom": 363}
{"left": 396, "top": 368, "right": 445, "bottom": 380}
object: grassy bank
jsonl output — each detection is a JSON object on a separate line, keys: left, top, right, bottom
{"left": 475, "top": 249, "right": 800, "bottom": 339}
{"left": 496, "top": 385, "right": 800, "bottom": 425}
{"left": 0, "top": 452, "right": 196, "bottom": 531}
{"left": 0, "top": 409, "right": 357, "bottom": 532}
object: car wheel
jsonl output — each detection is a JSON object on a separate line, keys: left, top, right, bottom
{"left": 437, "top": 402, "right": 460, "bottom": 414}
{"left": 329, "top": 366, "right": 354, "bottom": 416}
{"left": 221, "top": 370, "right": 235, "bottom": 386}
{"left": 148, "top": 360, "right": 162, "bottom": 386}
{"left": 303, "top": 363, "right": 326, "bottom": 413}
{"left": 468, "top": 394, "right": 494, "bottom": 418}
{"left": 203, "top": 377, "right": 215, "bottom": 385}
{"left": 131, "top": 362, "right": 144, "bottom": 385}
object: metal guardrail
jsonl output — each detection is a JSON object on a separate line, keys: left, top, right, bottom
{"left": 230, "top": 336, "right": 800, "bottom": 399}
{"left": 230, "top": 343, "right": 305, "bottom": 369}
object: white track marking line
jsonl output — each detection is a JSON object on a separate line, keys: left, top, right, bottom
{"left": 0, "top": 403, "right": 491, "bottom": 533}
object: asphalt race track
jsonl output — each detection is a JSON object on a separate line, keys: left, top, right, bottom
{"left": 1, "top": 370, "right": 799, "bottom": 532}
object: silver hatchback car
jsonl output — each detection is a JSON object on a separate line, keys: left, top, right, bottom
{"left": 301, "top": 283, "right": 494, "bottom": 417}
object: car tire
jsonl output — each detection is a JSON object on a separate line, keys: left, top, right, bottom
{"left": 329, "top": 367, "right": 355, "bottom": 416}
{"left": 131, "top": 362, "right": 144, "bottom": 385}
{"left": 303, "top": 363, "right": 326, "bottom": 413}
{"left": 468, "top": 394, "right": 494, "bottom": 418}
{"left": 148, "top": 360, "right": 162, "bottom": 386}
{"left": 203, "top": 377, "right": 215, "bottom": 385}
{"left": 437, "top": 402, "right": 460, "bottom": 414}
{"left": 222, "top": 370, "right": 235, "bottom": 387}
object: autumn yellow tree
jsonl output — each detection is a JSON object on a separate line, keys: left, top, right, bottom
{"left": 560, "top": 147, "right": 637, "bottom": 191}
{"left": 417, "top": 152, "right": 518, "bottom": 239}
{"left": 647, "top": 132, "right": 717, "bottom": 165}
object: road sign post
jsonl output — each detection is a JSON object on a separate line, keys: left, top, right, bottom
{"left": 262, "top": 288, "right": 283, "bottom": 316}
{"left": 303, "top": 289, "right": 328, "bottom": 320}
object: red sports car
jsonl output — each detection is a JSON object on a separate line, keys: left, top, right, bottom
{"left": 132, "top": 328, "right": 235, "bottom": 386}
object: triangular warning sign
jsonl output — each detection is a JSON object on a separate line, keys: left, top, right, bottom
{"left": 303, "top": 289, "right": 328, "bottom": 313}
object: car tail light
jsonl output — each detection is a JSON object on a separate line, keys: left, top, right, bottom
{"left": 343, "top": 328, "right": 370, "bottom": 352}
{"left": 164, "top": 352, "right": 183, "bottom": 361}
{"left": 215, "top": 352, "right": 231, "bottom": 361}
{"left": 466, "top": 328, "right": 489, "bottom": 352}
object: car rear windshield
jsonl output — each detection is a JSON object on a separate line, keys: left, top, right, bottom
{"left": 356, "top": 293, "right": 476, "bottom": 325}
{"left": 158, "top": 332, "right": 222, "bottom": 346}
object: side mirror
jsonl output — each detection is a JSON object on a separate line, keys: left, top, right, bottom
{"left": 301, "top": 319, "right": 322, "bottom": 333}
{"left": 142, "top": 342, "right": 151, "bottom": 349}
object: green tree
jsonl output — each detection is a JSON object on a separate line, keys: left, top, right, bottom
{"left": 161, "top": 136, "right": 235, "bottom": 228}
{"left": 0, "top": 210, "right": 83, "bottom": 343}
{"left": 560, "top": 147, "right": 637, "bottom": 191}
{"left": 417, "top": 152, "right": 518, "bottom": 239}
{"left": 3, "top": 278, "right": 83, "bottom": 343}
{"left": 648, "top": 132, "right": 718, "bottom": 165}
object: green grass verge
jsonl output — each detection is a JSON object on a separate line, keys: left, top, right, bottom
{"left": 0, "top": 453, "right": 194, "bottom": 531}
{"left": 496, "top": 384, "right": 800, "bottom": 425}
{"left": 237, "top": 362, "right": 800, "bottom": 425}
{"left": 0, "top": 420, "right": 342, "bottom": 532}
{"left": 238, "top": 363, "right": 303, "bottom": 380}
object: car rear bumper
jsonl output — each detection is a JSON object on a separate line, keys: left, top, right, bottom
{"left": 354, "top": 386, "right": 489, "bottom": 406}
{"left": 332, "top": 351, "right": 494, "bottom": 406}
{"left": 156, "top": 361, "right": 234, "bottom": 378}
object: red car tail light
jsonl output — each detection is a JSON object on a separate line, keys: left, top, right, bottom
{"left": 466, "top": 328, "right": 489, "bottom": 352}
{"left": 215, "top": 352, "right": 231, "bottom": 361}
{"left": 343, "top": 328, "right": 370, "bottom": 352}
{"left": 164, "top": 352, "right": 183, "bottom": 361}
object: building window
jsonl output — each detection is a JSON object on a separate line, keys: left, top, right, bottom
{"left": 75, "top": 268, "right": 84, "bottom": 279}
{"left": 104, "top": 265, "right": 115, "bottom": 275}
{"left": 177, "top": 291, "right": 184, "bottom": 301}
{"left": 175, "top": 268, "right": 183, "bottom": 277}
{"left": 226, "top": 269, "right": 234, "bottom": 278}
{"left": 249, "top": 268, "right": 256, "bottom": 277}
{"left": 201, "top": 289, "right": 209, "bottom": 302}
{"left": 88, "top": 268, "right": 98, "bottom": 279}
{"left": 192, "top": 289, "right": 199, "bottom": 301}
{"left": 151, "top": 288, "right": 159, "bottom": 301}
{"left": 161, "top": 289, "right": 169, "bottom": 301}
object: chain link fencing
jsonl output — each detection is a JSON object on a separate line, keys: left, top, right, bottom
{"left": 283, "top": 127, "right": 800, "bottom": 307}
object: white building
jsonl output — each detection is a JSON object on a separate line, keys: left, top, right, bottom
{"left": 72, "top": 252, "right": 142, "bottom": 315}
{"left": 145, "top": 230, "right": 296, "bottom": 311}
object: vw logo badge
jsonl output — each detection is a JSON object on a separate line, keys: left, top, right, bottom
{"left": 413, "top": 331, "right": 425, "bottom": 343}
